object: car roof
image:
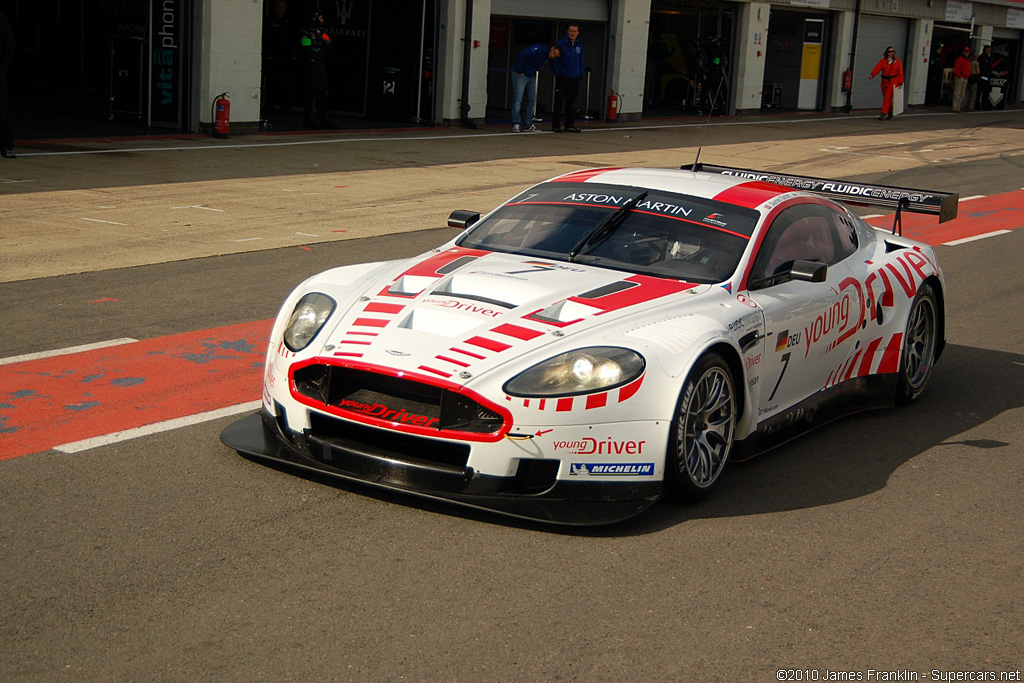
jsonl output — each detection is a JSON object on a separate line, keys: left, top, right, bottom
{"left": 548, "top": 167, "right": 791, "bottom": 211}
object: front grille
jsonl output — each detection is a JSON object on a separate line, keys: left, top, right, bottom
{"left": 293, "top": 364, "right": 505, "bottom": 435}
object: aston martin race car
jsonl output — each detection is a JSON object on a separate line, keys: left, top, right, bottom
{"left": 221, "top": 163, "right": 957, "bottom": 525}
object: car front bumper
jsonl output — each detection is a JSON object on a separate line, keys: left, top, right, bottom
{"left": 220, "top": 410, "right": 662, "bottom": 526}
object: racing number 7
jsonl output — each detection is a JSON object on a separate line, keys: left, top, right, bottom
{"left": 768, "top": 352, "right": 791, "bottom": 403}
{"left": 506, "top": 264, "right": 557, "bottom": 275}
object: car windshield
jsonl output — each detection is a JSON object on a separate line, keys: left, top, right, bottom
{"left": 456, "top": 182, "right": 759, "bottom": 283}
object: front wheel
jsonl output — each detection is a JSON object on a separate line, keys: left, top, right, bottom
{"left": 895, "top": 283, "right": 939, "bottom": 405}
{"left": 666, "top": 352, "right": 737, "bottom": 502}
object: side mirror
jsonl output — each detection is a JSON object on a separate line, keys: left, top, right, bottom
{"left": 448, "top": 210, "right": 480, "bottom": 230}
{"left": 790, "top": 259, "right": 828, "bottom": 283}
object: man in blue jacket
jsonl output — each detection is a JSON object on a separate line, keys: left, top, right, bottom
{"left": 511, "top": 43, "right": 560, "bottom": 132}
{"left": 552, "top": 24, "right": 584, "bottom": 133}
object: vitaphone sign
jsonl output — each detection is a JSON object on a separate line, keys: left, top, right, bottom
{"left": 150, "top": 0, "right": 183, "bottom": 128}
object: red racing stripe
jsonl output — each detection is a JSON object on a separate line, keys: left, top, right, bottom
{"left": 550, "top": 168, "right": 622, "bottom": 183}
{"left": 569, "top": 275, "right": 696, "bottom": 314}
{"left": 492, "top": 323, "right": 544, "bottom": 341}
{"left": 712, "top": 181, "right": 787, "bottom": 210}
{"left": 464, "top": 336, "right": 512, "bottom": 353}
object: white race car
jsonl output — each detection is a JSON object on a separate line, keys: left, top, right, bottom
{"left": 221, "top": 164, "right": 957, "bottom": 525}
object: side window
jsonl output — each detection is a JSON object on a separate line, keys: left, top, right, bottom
{"left": 832, "top": 208, "right": 859, "bottom": 261}
{"left": 749, "top": 204, "right": 852, "bottom": 289}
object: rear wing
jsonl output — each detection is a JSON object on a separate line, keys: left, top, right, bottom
{"left": 683, "top": 163, "right": 959, "bottom": 225}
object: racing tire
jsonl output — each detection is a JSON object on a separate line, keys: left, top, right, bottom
{"left": 666, "top": 352, "right": 736, "bottom": 502}
{"left": 895, "top": 283, "right": 939, "bottom": 405}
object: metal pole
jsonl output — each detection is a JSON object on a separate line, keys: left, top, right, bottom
{"left": 845, "top": 0, "right": 862, "bottom": 113}
{"left": 460, "top": 0, "right": 476, "bottom": 128}
{"left": 416, "top": 0, "right": 426, "bottom": 123}
{"left": 535, "top": 71, "right": 541, "bottom": 121}
{"left": 584, "top": 69, "right": 592, "bottom": 119}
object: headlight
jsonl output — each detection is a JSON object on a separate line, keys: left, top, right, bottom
{"left": 283, "top": 293, "right": 336, "bottom": 352}
{"left": 504, "top": 347, "right": 645, "bottom": 397}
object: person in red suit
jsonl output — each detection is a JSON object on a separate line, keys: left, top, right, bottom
{"left": 869, "top": 46, "right": 904, "bottom": 120}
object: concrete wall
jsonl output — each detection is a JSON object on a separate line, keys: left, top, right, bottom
{"left": 735, "top": 3, "right": 769, "bottom": 114}
{"left": 438, "top": 0, "right": 492, "bottom": 126}
{"left": 608, "top": 0, "right": 652, "bottom": 121}
{"left": 194, "top": 0, "right": 263, "bottom": 133}
{"left": 907, "top": 19, "right": 933, "bottom": 106}
{"left": 829, "top": 11, "right": 855, "bottom": 110}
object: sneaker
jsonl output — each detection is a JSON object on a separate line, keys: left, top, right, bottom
{"left": 512, "top": 124, "right": 521, "bottom": 132}
{"left": 552, "top": 126, "right": 563, "bottom": 133}
{"left": 565, "top": 126, "right": 581, "bottom": 133}
{"left": 1, "top": 148, "right": 15, "bottom": 159}
{"left": 524, "top": 124, "right": 537, "bottom": 132}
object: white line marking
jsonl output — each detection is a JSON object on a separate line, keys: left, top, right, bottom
{"left": 55, "top": 401, "right": 262, "bottom": 453}
{"left": 171, "top": 205, "right": 224, "bottom": 211}
{"left": 0, "top": 338, "right": 139, "bottom": 366}
{"left": 863, "top": 214, "right": 886, "bottom": 219}
{"left": 944, "top": 230, "right": 1011, "bottom": 246}
{"left": 12, "top": 112, "right": 968, "bottom": 158}
{"left": 229, "top": 237, "right": 263, "bottom": 242}
{"left": 295, "top": 232, "right": 319, "bottom": 237}
{"left": 960, "top": 194, "right": 986, "bottom": 202}
{"left": 81, "top": 217, "right": 128, "bottom": 226}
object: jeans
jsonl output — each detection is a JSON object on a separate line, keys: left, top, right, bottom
{"left": 511, "top": 72, "right": 535, "bottom": 125}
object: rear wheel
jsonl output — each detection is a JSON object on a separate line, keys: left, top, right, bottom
{"left": 667, "top": 352, "right": 736, "bottom": 502}
{"left": 895, "top": 283, "right": 939, "bottom": 405}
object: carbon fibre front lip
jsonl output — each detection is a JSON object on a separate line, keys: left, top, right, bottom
{"left": 219, "top": 410, "right": 662, "bottom": 527}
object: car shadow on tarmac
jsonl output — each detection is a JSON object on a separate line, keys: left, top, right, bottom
{"left": 619, "top": 341, "right": 1022, "bottom": 535}
{"left": 230, "top": 342, "right": 1022, "bottom": 536}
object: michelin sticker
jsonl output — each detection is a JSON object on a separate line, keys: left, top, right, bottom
{"left": 570, "top": 463, "right": 656, "bottom": 476}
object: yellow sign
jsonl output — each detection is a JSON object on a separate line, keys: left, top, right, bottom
{"left": 801, "top": 44, "right": 822, "bottom": 80}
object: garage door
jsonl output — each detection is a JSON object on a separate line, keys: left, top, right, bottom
{"left": 852, "top": 15, "right": 909, "bottom": 110}
{"left": 491, "top": 0, "right": 608, "bottom": 21}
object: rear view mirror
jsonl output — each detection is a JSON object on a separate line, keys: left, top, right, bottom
{"left": 448, "top": 210, "right": 480, "bottom": 230}
{"left": 790, "top": 259, "right": 828, "bottom": 283}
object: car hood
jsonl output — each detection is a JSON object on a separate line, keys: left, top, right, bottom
{"left": 310, "top": 247, "right": 716, "bottom": 382}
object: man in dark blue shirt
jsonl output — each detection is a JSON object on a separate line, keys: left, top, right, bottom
{"left": 552, "top": 23, "right": 584, "bottom": 133}
{"left": 511, "top": 43, "right": 560, "bottom": 132}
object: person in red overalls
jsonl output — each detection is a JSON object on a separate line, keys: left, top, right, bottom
{"left": 869, "top": 46, "right": 905, "bottom": 120}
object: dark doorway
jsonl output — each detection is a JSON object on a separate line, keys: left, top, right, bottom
{"left": 645, "top": 2, "right": 734, "bottom": 117}
{"left": 1, "top": 0, "right": 192, "bottom": 139}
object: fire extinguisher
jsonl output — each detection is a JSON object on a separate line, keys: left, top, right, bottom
{"left": 606, "top": 91, "right": 620, "bottom": 123}
{"left": 842, "top": 69, "right": 853, "bottom": 93}
{"left": 213, "top": 92, "right": 230, "bottom": 139}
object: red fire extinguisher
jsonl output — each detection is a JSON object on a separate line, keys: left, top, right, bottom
{"left": 842, "top": 69, "right": 853, "bottom": 93}
{"left": 213, "top": 92, "right": 230, "bottom": 139}
{"left": 606, "top": 91, "right": 620, "bottom": 122}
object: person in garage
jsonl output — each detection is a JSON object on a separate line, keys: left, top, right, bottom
{"left": 868, "top": 46, "right": 904, "bottom": 120}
